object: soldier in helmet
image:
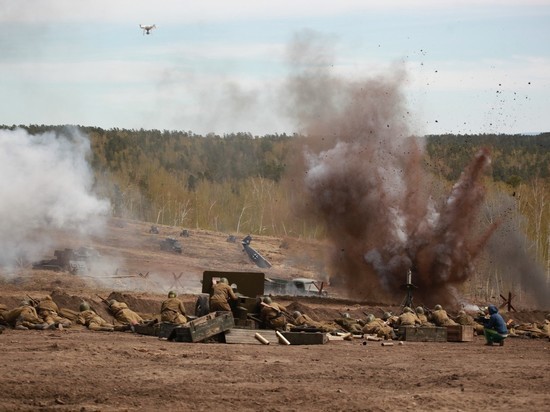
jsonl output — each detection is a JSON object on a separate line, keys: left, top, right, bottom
{"left": 415, "top": 306, "right": 432, "bottom": 325}
{"left": 430, "top": 304, "right": 457, "bottom": 326}
{"left": 361, "top": 313, "right": 396, "bottom": 340}
{"left": 454, "top": 309, "right": 484, "bottom": 335}
{"left": 36, "top": 295, "right": 72, "bottom": 329}
{"left": 397, "top": 307, "right": 422, "bottom": 326}
{"left": 160, "top": 291, "right": 188, "bottom": 324}
{"left": 334, "top": 312, "right": 363, "bottom": 333}
{"left": 260, "top": 296, "right": 288, "bottom": 330}
{"left": 209, "top": 277, "right": 238, "bottom": 312}
{"left": 77, "top": 301, "right": 125, "bottom": 332}
{"left": 292, "top": 310, "right": 337, "bottom": 332}
{"left": 2, "top": 300, "right": 51, "bottom": 330}
{"left": 107, "top": 299, "right": 144, "bottom": 326}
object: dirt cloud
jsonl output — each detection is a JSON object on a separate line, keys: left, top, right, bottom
{"left": 284, "top": 30, "right": 500, "bottom": 307}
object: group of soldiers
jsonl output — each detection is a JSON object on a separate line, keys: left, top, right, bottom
{"left": 0, "top": 291, "right": 190, "bottom": 333}
{"left": 2, "top": 289, "right": 549, "bottom": 343}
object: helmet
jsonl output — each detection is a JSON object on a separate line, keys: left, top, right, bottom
{"left": 80, "top": 302, "right": 90, "bottom": 311}
{"left": 263, "top": 296, "right": 272, "bottom": 304}
{"left": 168, "top": 291, "right": 177, "bottom": 298}
{"left": 415, "top": 306, "right": 424, "bottom": 315}
{"left": 108, "top": 299, "right": 117, "bottom": 307}
{"left": 382, "top": 312, "right": 392, "bottom": 321}
{"left": 342, "top": 313, "right": 350, "bottom": 319}
{"left": 546, "top": 313, "right": 550, "bottom": 321}
{"left": 434, "top": 304, "right": 443, "bottom": 311}
{"left": 231, "top": 283, "right": 238, "bottom": 291}
{"left": 219, "top": 277, "right": 228, "bottom": 284}
{"left": 20, "top": 300, "right": 30, "bottom": 307}
{"left": 293, "top": 311, "right": 301, "bottom": 319}
{"left": 458, "top": 310, "right": 466, "bottom": 316}
{"left": 403, "top": 307, "right": 412, "bottom": 313}
{"left": 366, "top": 314, "right": 375, "bottom": 323}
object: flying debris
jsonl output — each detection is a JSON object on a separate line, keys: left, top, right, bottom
{"left": 139, "top": 24, "right": 156, "bottom": 35}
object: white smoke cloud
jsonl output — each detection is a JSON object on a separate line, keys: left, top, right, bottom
{"left": 0, "top": 127, "right": 110, "bottom": 269}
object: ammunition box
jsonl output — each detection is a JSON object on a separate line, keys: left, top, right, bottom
{"left": 446, "top": 325, "right": 474, "bottom": 342}
{"left": 169, "top": 311, "right": 234, "bottom": 343}
{"left": 398, "top": 325, "right": 447, "bottom": 342}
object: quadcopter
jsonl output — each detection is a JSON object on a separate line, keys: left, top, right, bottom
{"left": 139, "top": 24, "right": 156, "bottom": 35}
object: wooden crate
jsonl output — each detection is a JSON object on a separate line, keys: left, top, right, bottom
{"left": 398, "top": 326, "right": 447, "bottom": 342}
{"left": 169, "top": 312, "right": 235, "bottom": 343}
{"left": 446, "top": 325, "right": 474, "bottom": 342}
{"left": 281, "top": 331, "right": 328, "bottom": 345}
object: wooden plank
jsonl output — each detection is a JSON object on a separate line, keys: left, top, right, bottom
{"left": 225, "top": 328, "right": 278, "bottom": 344}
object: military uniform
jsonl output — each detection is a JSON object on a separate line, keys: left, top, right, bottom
{"left": 3, "top": 304, "right": 47, "bottom": 330}
{"left": 294, "top": 313, "right": 337, "bottom": 332}
{"left": 261, "top": 302, "right": 287, "bottom": 330}
{"left": 37, "top": 296, "right": 72, "bottom": 328}
{"left": 77, "top": 310, "right": 116, "bottom": 331}
{"left": 431, "top": 308, "right": 457, "bottom": 326}
{"left": 160, "top": 297, "right": 188, "bottom": 324}
{"left": 334, "top": 316, "right": 363, "bottom": 333}
{"left": 109, "top": 301, "right": 143, "bottom": 325}
{"left": 210, "top": 282, "right": 238, "bottom": 312}
{"left": 361, "top": 318, "right": 394, "bottom": 339}
{"left": 397, "top": 311, "right": 421, "bottom": 326}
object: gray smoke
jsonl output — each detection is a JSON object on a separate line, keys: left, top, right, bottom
{"left": 0, "top": 127, "right": 110, "bottom": 270}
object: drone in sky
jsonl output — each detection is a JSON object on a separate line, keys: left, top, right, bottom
{"left": 139, "top": 24, "right": 156, "bottom": 35}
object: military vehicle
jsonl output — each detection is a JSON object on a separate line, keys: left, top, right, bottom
{"left": 160, "top": 237, "right": 182, "bottom": 254}
{"left": 264, "top": 277, "right": 328, "bottom": 297}
{"left": 32, "top": 247, "right": 100, "bottom": 275}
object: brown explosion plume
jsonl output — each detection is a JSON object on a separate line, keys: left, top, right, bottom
{"left": 284, "top": 31, "right": 498, "bottom": 307}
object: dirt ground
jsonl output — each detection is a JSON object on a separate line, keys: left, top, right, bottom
{"left": 1, "top": 218, "right": 549, "bottom": 411}
{"left": 0, "top": 328, "right": 548, "bottom": 412}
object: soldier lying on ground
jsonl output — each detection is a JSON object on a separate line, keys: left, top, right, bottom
{"left": 107, "top": 299, "right": 144, "bottom": 326}
{"left": 361, "top": 314, "right": 396, "bottom": 340}
{"left": 292, "top": 311, "right": 337, "bottom": 332}
{"left": 334, "top": 312, "right": 363, "bottom": 333}
{"left": 1, "top": 300, "right": 53, "bottom": 330}
{"left": 160, "top": 291, "right": 188, "bottom": 324}
{"left": 77, "top": 302, "right": 129, "bottom": 332}
{"left": 430, "top": 304, "right": 457, "bottom": 326}
{"left": 37, "top": 295, "right": 72, "bottom": 329}
{"left": 260, "top": 297, "right": 288, "bottom": 330}
{"left": 209, "top": 277, "right": 238, "bottom": 312}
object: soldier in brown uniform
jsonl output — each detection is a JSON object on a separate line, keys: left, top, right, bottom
{"left": 209, "top": 277, "right": 238, "bottom": 312}
{"left": 77, "top": 302, "right": 120, "bottom": 332}
{"left": 430, "top": 304, "right": 457, "bottom": 326}
{"left": 292, "top": 311, "right": 337, "bottom": 332}
{"left": 260, "top": 297, "right": 288, "bottom": 330}
{"left": 334, "top": 312, "right": 363, "bottom": 333}
{"left": 108, "top": 299, "right": 144, "bottom": 325}
{"left": 37, "top": 295, "right": 72, "bottom": 328}
{"left": 160, "top": 291, "right": 188, "bottom": 324}
{"left": 454, "top": 310, "right": 484, "bottom": 335}
{"left": 361, "top": 314, "right": 395, "bottom": 339}
{"left": 397, "top": 307, "right": 422, "bottom": 326}
{"left": 2, "top": 300, "right": 50, "bottom": 330}
{"left": 415, "top": 307, "right": 433, "bottom": 325}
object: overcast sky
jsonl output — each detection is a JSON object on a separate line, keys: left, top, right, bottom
{"left": 1, "top": 0, "right": 549, "bottom": 136}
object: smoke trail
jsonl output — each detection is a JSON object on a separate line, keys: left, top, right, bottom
{"left": 284, "top": 31, "right": 498, "bottom": 307}
{"left": 0, "top": 127, "right": 110, "bottom": 271}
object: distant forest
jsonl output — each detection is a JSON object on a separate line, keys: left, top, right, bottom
{"left": 3, "top": 124, "right": 549, "bottom": 237}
